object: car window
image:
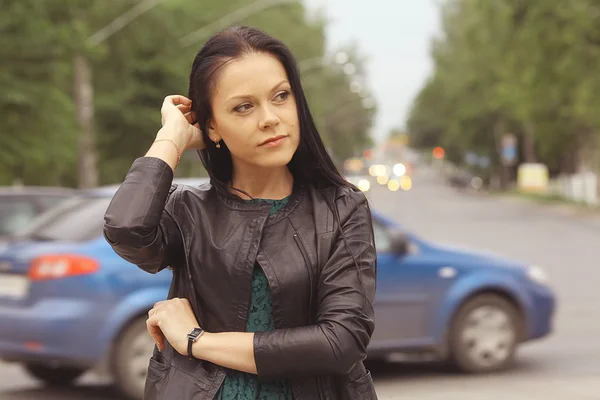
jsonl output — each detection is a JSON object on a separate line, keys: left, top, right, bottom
{"left": 0, "top": 198, "right": 38, "bottom": 235}
{"left": 18, "top": 196, "right": 111, "bottom": 242}
{"left": 373, "top": 221, "right": 418, "bottom": 255}
{"left": 36, "top": 195, "right": 73, "bottom": 211}
{"left": 373, "top": 222, "right": 392, "bottom": 252}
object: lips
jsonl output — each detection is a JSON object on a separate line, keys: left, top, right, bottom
{"left": 259, "top": 135, "right": 288, "bottom": 146}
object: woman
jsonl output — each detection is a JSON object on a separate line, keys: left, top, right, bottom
{"left": 103, "top": 26, "right": 377, "bottom": 400}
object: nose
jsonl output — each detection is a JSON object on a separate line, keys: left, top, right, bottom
{"left": 258, "top": 104, "right": 280, "bottom": 130}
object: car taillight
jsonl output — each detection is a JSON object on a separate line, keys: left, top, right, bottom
{"left": 28, "top": 255, "right": 99, "bottom": 281}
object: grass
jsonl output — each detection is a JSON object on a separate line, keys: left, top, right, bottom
{"left": 491, "top": 188, "right": 600, "bottom": 212}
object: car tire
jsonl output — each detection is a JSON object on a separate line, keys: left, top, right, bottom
{"left": 449, "top": 294, "right": 522, "bottom": 373}
{"left": 112, "top": 316, "right": 155, "bottom": 400}
{"left": 24, "top": 363, "right": 86, "bottom": 386}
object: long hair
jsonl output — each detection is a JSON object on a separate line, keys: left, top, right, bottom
{"left": 187, "top": 26, "right": 375, "bottom": 312}
{"left": 187, "top": 26, "right": 353, "bottom": 191}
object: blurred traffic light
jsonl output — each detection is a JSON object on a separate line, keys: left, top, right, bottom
{"left": 432, "top": 147, "right": 445, "bottom": 159}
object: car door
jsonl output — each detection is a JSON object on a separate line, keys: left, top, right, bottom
{"left": 371, "top": 221, "right": 442, "bottom": 349}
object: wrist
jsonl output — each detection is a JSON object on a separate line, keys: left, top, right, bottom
{"left": 156, "top": 126, "right": 189, "bottom": 151}
{"left": 191, "top": 331, "right": 211, "bottom": 360}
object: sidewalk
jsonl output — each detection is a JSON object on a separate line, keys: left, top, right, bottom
{"left": 483, "top": 189, "right": 600, "bottom": 223}
{"left": 375, "top": 373, "right": 600, "bottom": 400}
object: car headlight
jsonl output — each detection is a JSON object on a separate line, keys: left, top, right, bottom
{"left": 357, "top": 179, "right": 370, "bottom": 192}
{"left": 526, "top": 265, "right": 548, "bottom": 285}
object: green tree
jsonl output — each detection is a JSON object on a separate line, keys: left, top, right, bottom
{"left": 0, "top": 0, "right": 376, "bottom": 186}
{"left": 0, "top": 0, "right": 84, "bottom": 186}
{"left": 407, "top": 0, "right": 600, "bottom": 185}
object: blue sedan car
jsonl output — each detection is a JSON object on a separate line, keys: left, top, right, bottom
{"left": 0, "top": 181, "right": 555, "bottom": 399}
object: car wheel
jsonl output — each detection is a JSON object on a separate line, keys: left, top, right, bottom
{"left": 449, "top": 294, "right": 522, "bottom": 373}
{"left": 24, "top": 363, "right": 86, "bottom": 386}
{"left": 112, "top": 317, "right": 155, "bottom": 400}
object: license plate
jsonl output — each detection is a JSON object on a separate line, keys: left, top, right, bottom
{"left": 0, "top": 274, "right": 30, "bottom": 299}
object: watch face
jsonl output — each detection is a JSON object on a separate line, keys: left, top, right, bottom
{"left": 188, "top": 327, "right": 203, "bottom": 339}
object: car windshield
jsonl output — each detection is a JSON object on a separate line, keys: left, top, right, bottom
{"left": 0, "top": 198, "right": 38, "bottom": 236}
{"left": 17, "top": 196, "right": 112, "bottom": 242}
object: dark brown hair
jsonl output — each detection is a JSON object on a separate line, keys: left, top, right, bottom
{"left": 187, "top": 26, "right": 352, "bottom": 191}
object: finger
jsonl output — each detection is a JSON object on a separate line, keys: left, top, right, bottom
{"left": 179, "top": 298, "right": 191, "bottom": 306}
{"left": 163, "top": 95, "right": 192, "bottom": 107}
{"left": 153, "top": 300, "right": 167, "bottom": 309}
{"left": 185, "top": 112, "right": 198, "bottom": 125}
{"left": 146, "top": 316, "right": 165, "bottom": 351}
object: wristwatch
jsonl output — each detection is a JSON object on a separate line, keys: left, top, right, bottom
{"left": 187, "top": 327, "right": 204, "bottom": 360}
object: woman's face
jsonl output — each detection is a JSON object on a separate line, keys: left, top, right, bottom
{"left": 208, "top": 52, "right": 300, "bottom": 170}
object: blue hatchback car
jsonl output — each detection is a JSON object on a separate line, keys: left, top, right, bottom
{"left": 0, "top": 181, "right": 555, "bottom": 399}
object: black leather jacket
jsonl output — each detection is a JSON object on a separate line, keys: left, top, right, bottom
{"left": 103, "top": 157, "right": 378, "bottom": 400}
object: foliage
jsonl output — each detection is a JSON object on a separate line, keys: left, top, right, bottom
{"left": 0, "top": 0, "right": 376, "bottom": 186}
{"left": 407, "top": 0, "right": 600, "bottom": 179}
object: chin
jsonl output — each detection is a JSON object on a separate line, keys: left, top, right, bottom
{"left": 255, "top": 149, "right": 295, "bottom": 168}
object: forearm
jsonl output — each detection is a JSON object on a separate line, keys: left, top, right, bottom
{"left": 192, "top": 332, "right": 257, "bottom": 375}
{"left": 145, "top": 126, "right": 187, "bottom": 172}
{"left": 105, "top": 126, "right": 182, "bottom": 243}
{"left": 103, "top": 156, "right": 180, "bottom": 272}
{"left": 252, "top": 322, "right": 369, "bottom": 378}
{"left": 189, "top": 325, "right": 367, "bottom": 379}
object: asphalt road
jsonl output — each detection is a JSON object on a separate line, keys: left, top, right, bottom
{"left": 1, "top": 165, "right": 599, "bottom": 399}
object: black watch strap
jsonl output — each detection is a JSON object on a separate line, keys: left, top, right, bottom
{"left": 187, "top": 327, "right": 204, "bottom": 360}
{"left": 187, "top": 338, "right": 194, "bottom": 360}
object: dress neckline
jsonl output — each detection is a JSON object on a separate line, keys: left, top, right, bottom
{"left": 243, "top": 195, "right": 291, "bottom": 204}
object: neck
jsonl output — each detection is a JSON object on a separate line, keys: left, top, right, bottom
{"left": 229, "top": 163, "right": 294, "bottom": 200}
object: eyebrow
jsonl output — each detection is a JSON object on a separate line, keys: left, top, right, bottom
{"left": 226, "top": 80, "right": 290, "bottom": 103}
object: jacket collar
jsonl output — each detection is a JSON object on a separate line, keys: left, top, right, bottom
{"left": 212, "top": 178, "right": 306, "bottom": 225}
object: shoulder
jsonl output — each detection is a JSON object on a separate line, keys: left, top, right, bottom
{"left": 167, "top": 179, "right": 216, "bottom": 211}
{"left": 174, "top": 179, "right": 212, "bottom": 194}
{"left": 335, "top": 185, "right": 368, "bottom": 206}
{"left": 312, "top": 184, "right": 370, "bottom": 222}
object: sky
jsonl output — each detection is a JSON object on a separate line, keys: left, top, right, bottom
{"left": 303, "top": 0, "right": 442, "bottom": 142}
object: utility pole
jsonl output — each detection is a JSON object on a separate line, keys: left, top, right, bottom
{"left": 75, "top": 0, "right": 297, "bottom": 188}
{"left": 179, "top": 0, "right": 295, "bottom": 47}
{"left": 74, "top": 55, "right": 97, "bottom": 188}
{"left": 74, "top": 0, "right": 167, "bottom": 188}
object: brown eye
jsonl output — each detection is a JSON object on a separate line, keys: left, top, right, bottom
{"left": 274, "top": 91, "right": 290, "bottom": 102}
{"left": 234, "top": 103, "right": 252, "bottom": 113}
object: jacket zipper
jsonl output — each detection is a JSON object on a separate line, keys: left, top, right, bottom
{"left": 293, "top": 233, "right": 312, "bottom": 271}
{"left": 293, "top": 233, "right": 314, "bottom": 324}
{"left": 293, "top": 233, "right": 325, "bottom": 400}
{"left": 168, "top": 211, "right": 201, "bottom": 320}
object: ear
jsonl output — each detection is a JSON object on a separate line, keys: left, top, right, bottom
{"left": 206, "top": 119, "right": 221, "bottom": 143}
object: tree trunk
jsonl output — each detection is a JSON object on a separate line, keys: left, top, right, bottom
{"left": 74, "top": 54, "right": 99, "bottom": 188}
{"left": 492, "top": 117, "right": 510, "bottom": 190}
{"left": 575, "top": 130, "right": 596, "bottom": 173}
{"left": 522, "top": 121, "right": 536, "bottom": 163}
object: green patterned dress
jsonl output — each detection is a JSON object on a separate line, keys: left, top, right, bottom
{"left": 215, "top": 196, "right": 294, "bottom": 400}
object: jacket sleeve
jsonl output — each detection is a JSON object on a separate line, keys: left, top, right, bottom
{"left": 253, "top": 189, "right": 377, "bottom": 378}
{"left": 103, "top": 157, "right": 183, "bottom": 274}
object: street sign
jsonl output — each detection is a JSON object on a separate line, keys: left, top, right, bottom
{"left": 465, "top": 152, "right": 478, "bottom": 166}
{"left": 517, "top": 163, "right": 548, "bottom": 193}
{"left": 478, "top": 156, "right": 490, "bottom": 168}
{"left": 501, "top": 134, "right": 517, "bottom": 165}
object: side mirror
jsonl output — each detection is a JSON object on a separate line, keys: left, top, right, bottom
{"left": 387, "top": 229, "right": 409, "bottom": 255}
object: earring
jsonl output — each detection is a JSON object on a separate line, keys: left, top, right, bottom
{"left": 215, "top": 140, "right": 221, "bottom": 148}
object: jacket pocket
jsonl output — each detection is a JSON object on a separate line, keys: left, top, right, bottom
{"left": 144, "top": 356, "right": 210, "bottom": 400}
{"left": 340, "top": 370, "right": 377, "bottom": 399}
{"left": 144, "top": 355, "right": 170, "bottom": 399}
